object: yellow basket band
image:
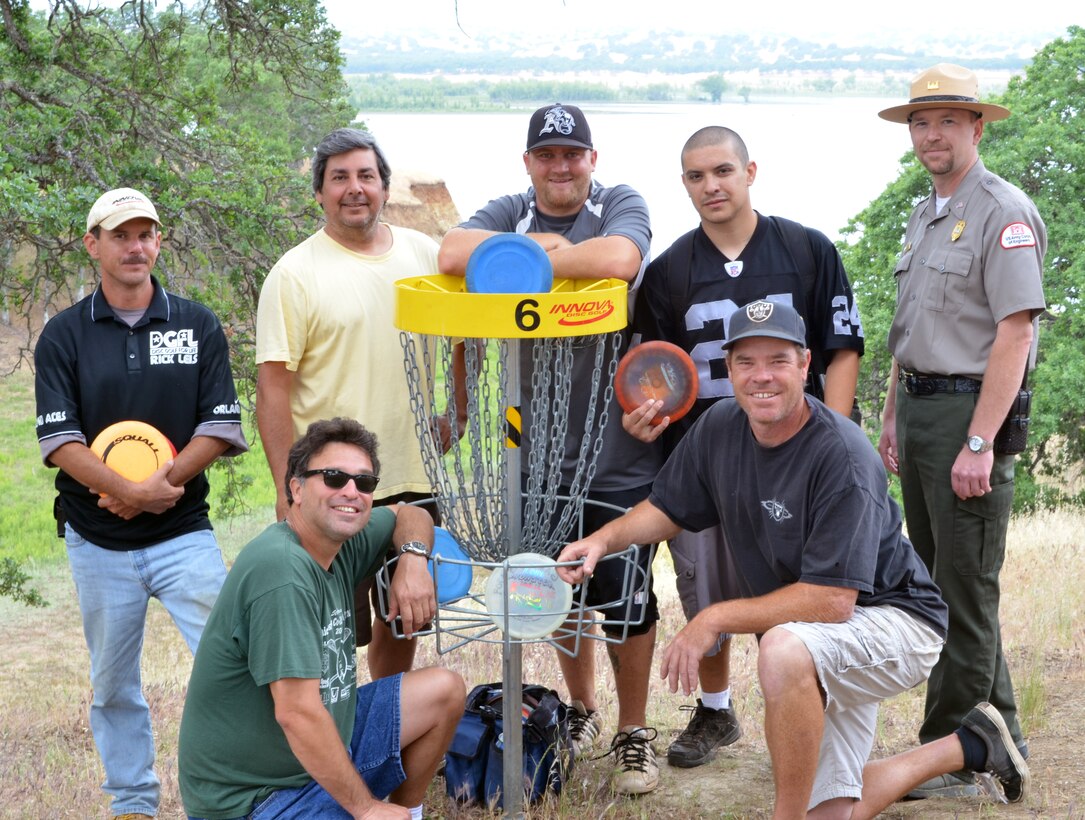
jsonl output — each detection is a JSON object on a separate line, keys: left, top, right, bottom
{"left": 395, "top": 275, "right": 628, "bottom": 338}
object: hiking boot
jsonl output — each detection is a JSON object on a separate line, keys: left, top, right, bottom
{"left": 114, "top": 815, "right": 154, "bottom": 820}
{"left": 666, "top": 699, "right": 742, "bottom": 768}
{"left": 568, "top": 699, "right": 604, "bottom": 758}
{"left": 961, "top": 702, "right": 1030, "bottom": 803}
{"left": 904, "top": 771, "right": 980, "bottom": 799}
{"left": 609, "top": 726, "right": 659, "bottom": 795}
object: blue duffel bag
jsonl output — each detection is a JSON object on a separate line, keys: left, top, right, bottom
{"left": 444, "top": 681, "right": 573, "bottom": 809}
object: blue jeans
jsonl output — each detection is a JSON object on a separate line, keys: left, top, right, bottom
{"left": 65, "top": 524, "right": 226, "bottom": 816}
{"left": 188, "top": 674, "right": 406, "bottom": 820}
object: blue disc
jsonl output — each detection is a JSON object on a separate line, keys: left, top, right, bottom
{"left": 430, "top": 527, "right": 473, "bottom": 603}
{"left": 465, "top": 233, "right": 554, "bottom": 294}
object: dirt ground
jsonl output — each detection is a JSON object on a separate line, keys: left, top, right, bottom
{"left": 2, "top": 514, "right": 1084, "bottom": 818}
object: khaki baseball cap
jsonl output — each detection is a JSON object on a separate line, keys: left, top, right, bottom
{"left": 86, "top": 188, "right": 161, "bottom": 232}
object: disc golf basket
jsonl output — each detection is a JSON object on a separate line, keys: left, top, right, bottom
{"left": 379, "top": 273, "right": 651, "bottom": 816}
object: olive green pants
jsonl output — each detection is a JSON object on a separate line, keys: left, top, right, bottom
{"left": 896, "top": 389, "right": 1023, "bottom": 746}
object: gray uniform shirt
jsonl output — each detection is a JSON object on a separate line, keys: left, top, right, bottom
{"left": 888, "top": 159, "right": 1046, "bottom": 378}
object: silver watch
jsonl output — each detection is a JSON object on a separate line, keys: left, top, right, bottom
{"left": 398, "top": 540, "right": 431, "bottom": 559}
{"left": 966, "top": 435, "right": 994, "bottom": 454}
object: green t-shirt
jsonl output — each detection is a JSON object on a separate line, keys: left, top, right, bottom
{"left": 178, "top": 509, "right": 396, "bottom": 819}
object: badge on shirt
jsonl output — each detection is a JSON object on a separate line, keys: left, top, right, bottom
{"left": 725, "top": 261, "right": 743, "bottom": 278}
{"left": 1000, "top": 222, "right": 1037, "bottom": 249}
{"left": 951, "top": 220, "right": 966, "bottom": 242}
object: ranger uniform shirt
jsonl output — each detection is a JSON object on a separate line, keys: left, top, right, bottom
{"left": 888, "top": 159, "right": 1047, "bottom": 378}
{"left": 34, "top": 277, "right": 244, "bottom": 550}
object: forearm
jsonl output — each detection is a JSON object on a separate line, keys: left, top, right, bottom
{"left": 969, "top": 312, "right": 1034, "bottom": 440}
{"left": 881, "top": 359, "right": 899, "bottom": 423}
{"left": 256, "top": 363, "right": 295, "bottom": 508}
{"left": 166, "top": 435, "right": 229, "bottom": 487}
{"left": 274, "top": 691, "right": 377, "bottom": 816}
{"left": 437, "top": 228, "right": 497, "bottom": 275}
{"left": 696, "top": 581, "right": 857, "bottom": 637}
{"left": 597, "top": 499, "right": 682, "bottom": 554}
{"left": 546, "top": 235, "right": 643, "bottom": 281}
{"left": 822, "top": 350, "right": 859, "bottom": 417}
{"left": 50, "top": 442, "right": 140, "bottom": 498}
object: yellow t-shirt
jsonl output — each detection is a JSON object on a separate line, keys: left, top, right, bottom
{"left": 256, "top": 225, "right": 437, "bottom": 499}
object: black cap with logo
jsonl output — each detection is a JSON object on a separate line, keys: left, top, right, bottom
{"left": 526, "top": 103, "right": 593, "bottom": 152}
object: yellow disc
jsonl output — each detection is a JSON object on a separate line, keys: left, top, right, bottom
{"left": 395, "top": 275, "right": 628, "bottom": 338}
{"left": 90, "top": 420, "right": 176, "bottom": 483}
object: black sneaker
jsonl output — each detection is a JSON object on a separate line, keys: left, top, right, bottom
{"left": 961, "top": 702, "right": 1030, "bottom": 803}
{"left": 666, "top": 699, "right": 742, "bottom": 768}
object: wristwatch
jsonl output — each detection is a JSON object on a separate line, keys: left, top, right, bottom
{"left": 966, "top": 435, "right": 994, "bottom": 454}
{"left": 398, "top": 540, "right": 431, "bottom": 559}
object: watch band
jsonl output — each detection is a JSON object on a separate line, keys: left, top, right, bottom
{"left": 398, "top": 540, "right": 431, "bottom": 559}
{"left": 967, "top": 434, "right": 994, "bottom": 454}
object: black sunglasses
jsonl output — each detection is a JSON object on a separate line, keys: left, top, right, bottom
{"left": 300, "top": 469, "right": 380, "bottom": 494}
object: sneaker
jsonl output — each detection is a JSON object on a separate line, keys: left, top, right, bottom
{"left": 609, "top": 726, "right": 659, "bottom": 795}
{"left": 568, "top": 699, "right": 604, "bottom": 758}
{"left": 666, "top": 699, "right": 742, "bottom": 768}
{"left": 904, "top": 771, "right": 980, "bottom": 799}
{"left": 961, "top": 702, "right": 1030, "bottom": 803}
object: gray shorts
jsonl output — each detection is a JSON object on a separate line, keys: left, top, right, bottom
{"left": 779, "top": 606, "right": 944, "bottom": 809}
{"left": 668, "top": 524, "right": 742, "bottom": 656}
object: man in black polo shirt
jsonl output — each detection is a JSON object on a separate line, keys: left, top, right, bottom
{"left": 34, "top": 187, "right": 248, "bottom": 820}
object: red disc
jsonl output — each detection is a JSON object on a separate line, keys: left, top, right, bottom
{"left": 614, "top": 341, "right": 699, "bottom": 425}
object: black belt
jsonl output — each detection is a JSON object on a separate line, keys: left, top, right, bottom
{"left": 898, "top": 368, "right": 982, "bottom": 395}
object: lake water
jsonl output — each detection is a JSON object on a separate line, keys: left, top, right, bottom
{"left": 361, "top": 98, "right": 913, "bottom": 253}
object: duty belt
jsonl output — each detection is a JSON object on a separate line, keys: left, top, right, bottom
{"left": 898, "top": 368, "right": 982, "bottom": 396}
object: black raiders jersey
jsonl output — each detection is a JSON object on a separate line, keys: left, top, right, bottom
{"left": 634, "top": 214, "right": 865, "bottom": 442}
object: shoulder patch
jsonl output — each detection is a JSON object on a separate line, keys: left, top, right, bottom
{"left": 1000, "top": 222, "right": 1037, "bottom": 249}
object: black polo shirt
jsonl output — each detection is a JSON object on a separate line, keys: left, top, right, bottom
{"left": 34, "top": 277, "right": 243, "bottom": 550}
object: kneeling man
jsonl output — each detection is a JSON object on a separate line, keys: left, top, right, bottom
{"left": 558, "top": 301, "right": 1028, "bottom": 816}
{"left": 180, "top": 418, "right": 464, "bottom": 820}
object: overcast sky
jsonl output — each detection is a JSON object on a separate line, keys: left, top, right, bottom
{"left": 322, "top": 0, "right": 1077, "bottom": 45}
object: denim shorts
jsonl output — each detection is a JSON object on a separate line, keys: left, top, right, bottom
{"left": 190, "top": 674, "right": 406, "bottom": 820}
{"left": 780, "top": 606, "right": 944, "bottom": 809}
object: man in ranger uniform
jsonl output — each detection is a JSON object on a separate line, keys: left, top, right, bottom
{"left": 34, "top": 187, "right": 247, "bottom": 820}
{"left": 877, "top": 64, "right": 1046, "bottom": 798}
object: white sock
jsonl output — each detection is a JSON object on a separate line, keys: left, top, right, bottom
{"left": 700, "top": 688, "right": 731, "bottom": 711}
{"left": 409, "top": 805, "right": 423, "bottom": 820}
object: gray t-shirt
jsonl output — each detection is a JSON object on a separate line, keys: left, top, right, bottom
{"left": 461, "top": 181, "right": 659, "bottom": 491}
{"left": 650, "top": 398, "right": 947, "bottom": 635}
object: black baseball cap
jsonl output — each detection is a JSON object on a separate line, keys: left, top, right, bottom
{"left": 526, "top": 103, "right": 593, "bottom": 152}
{"left": 723, "top": 300, "right": 807, "bottom": 351}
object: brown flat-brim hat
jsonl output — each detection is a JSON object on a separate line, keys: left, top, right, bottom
{"left": 878, "top": 63, "right": 1011, "bottom": 124}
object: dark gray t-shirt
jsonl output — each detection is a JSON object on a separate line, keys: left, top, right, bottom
{"left": 650, "top": 398, "right": 947, "bottom": 635}
{"left": 461, "top": 181, "right": 660, "bottom": 491}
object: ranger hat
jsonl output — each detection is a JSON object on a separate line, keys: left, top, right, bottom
{"left": 86, "top": 188, "right": 161, "bottom": 232}
{"left": 878, "top": 63, "right": 1011, "bottom": 124}
{"left": 526, "top": 103, "right": 593, "bottom": 151}
{"left": 723, "top": 300, "right": 807, "bottom": 352}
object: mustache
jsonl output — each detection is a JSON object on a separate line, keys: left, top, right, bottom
{"left": 122, "top": 255, "right": 149, "bottom": 264}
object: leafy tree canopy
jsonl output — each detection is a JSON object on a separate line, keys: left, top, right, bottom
{"left": 840, "top": 26, "right": 1085, "bottom": 510}
{"left": 0, "top": 0, "right": 353, "bottom": 380}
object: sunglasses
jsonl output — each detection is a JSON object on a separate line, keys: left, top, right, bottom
{"left": 300, "top": 469, "right": 380, "bottom": 494}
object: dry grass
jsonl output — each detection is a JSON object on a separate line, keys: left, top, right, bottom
{"left": 3, "top": 510, "right": 1084, "bottom": 818}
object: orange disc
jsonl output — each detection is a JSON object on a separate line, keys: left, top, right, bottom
{"left": 614, "top": 341, "right": 699, "bottom": 425}
{"left": 90, "top": 420, "right": 177, "bottom": 483}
